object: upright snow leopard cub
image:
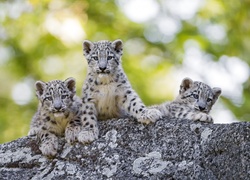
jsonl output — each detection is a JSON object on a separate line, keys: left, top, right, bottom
{"left": 28, "top": 78, "right": 84, "bottom": 157}
{"left": 77, "top": 39, "right": 162, "bottom": 143}
{"left": 152, "top": 77, "right": 221, "bottom": 123}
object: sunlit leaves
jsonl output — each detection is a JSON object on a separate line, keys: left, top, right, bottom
{"left": 1, "top": 0, "right": 250, "bottom": 143}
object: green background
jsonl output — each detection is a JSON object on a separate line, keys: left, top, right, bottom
{"left": 1, "top": 0, "right": 250, "bottom": 143}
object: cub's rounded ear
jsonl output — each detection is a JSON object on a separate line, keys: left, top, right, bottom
{"left": 64, "top": 77, "right": 76, "bottom": 95}
{"left": 83, "top": 40, "right": 94, "bottom": 55}
{"left": 212, "top": 87, "right": 222, "bottom": 99}
{"left": 179, "top": 77, "right": 194, "bottom": 94}
{"left": 35, "top": 81, "right": 46, "bottom": 97}
{"left": 111, "top": 39, "right": 123, "bottom": 54}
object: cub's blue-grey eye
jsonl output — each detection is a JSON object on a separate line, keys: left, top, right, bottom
{"left": 61, "top": 95, "right": 68, "bottom": 99}
{"left": 192, "top": 94, "right": 199, "bottom": 99}
{"left": 107, "top": 56, "right": 113, "bottom": 60}
{"left": 207, "top": 98, "right": 212, "bottom": 102}
{"left": 45, "top": 97, "right": 52, "bottom": 101}
{"left": 93, "top": 56, "right": 98, "bottom": 60}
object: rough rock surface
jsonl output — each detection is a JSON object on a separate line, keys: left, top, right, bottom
{"left": 0, "top": 118, "right": 249, "bottom": 179}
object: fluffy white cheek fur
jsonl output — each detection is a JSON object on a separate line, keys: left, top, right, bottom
{"left": 53, "top": 112, "right": 64, "bottom": 118}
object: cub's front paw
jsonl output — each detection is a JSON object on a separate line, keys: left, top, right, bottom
{"left": 138, "top": 108, "right": 163, "bottom": 124}
{"left": 28, "top": 128, "right": 40, "bottom": 136}
{"left": 193, "top": 113, "right": 213, "bottom": 123}
{"left": 77, "top": 129, "right": 99, "bottom": 144}
{"left": 28, "top": 129, "right": 36, "bottom": 136}
{"left": 65, "top": 126, "right": 81, "bottom": 144}
{"left": 39, "top": 140, "right": 58, "bottom": 157}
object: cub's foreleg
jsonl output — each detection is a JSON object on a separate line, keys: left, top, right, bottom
{"left": 38, "top": 129, "right": 58, "bottom": 157}
{"left": 119, "top": 90, "right": 162, "bottom": 124}
{"left": 77, "top": 102, "right": 99, "bottom": 143}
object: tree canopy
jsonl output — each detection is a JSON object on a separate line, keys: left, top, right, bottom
{"left": 0, "top": 0, "right": 250, "bottom": 143}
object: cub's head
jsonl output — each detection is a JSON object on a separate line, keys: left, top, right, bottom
{"left": 35, "top": 78, "right": 76, "bottom": 116}
{"left": 177, "top": 77, "right": 221, "bottom": 113}
{"left": 83, "top": 39, "right": 123, "bottom": 75}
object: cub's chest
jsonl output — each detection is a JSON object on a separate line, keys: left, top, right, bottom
{"left": 95, "top": 84, "right": 118, "bottom": 106}
{"left": 94, "top": 84, "right": 121, "bottom": 118}
{"left": 49, "top": 114, "right": 71, "bottom": 135}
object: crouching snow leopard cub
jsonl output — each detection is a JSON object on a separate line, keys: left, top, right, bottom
{"left": 28, "top": 78, "right": 84, "bottom": 157}
{"left": 77, "top": 39, "right": 162, "bottom": 143}
{"left": 151, "top": 77, "right": 221, "bottom": 123}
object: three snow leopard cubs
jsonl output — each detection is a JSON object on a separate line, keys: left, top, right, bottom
{"left": 29, "top": 39, "right": 221, "bottom": 157}
{"left": 78, "top": 39, "right": 162, "bottom": 143}
{"left": 28, "top": 78, "right": 85, "bottom": 157}
{"left": 152, "top": 77, "right": 221, "bottom": 123}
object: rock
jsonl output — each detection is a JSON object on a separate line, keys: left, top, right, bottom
{"left": 0, "top": 118, "right": 249, "bottom": 179}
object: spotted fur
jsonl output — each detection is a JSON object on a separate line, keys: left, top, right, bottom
{"left": 78, "top": 39, "right": 162, "bottom": 143}
{"left": 28, "top": 78, "right": 84, "bottom": 157}
{"left": 152, "top": 77, "right": 221, "bottom": 123}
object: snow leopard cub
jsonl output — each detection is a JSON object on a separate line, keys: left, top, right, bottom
{"left": 77, "top": 39, "right": 162, "bottom": 143}
{"left": 28, "top": 78, "right": 84, "bottom": 157}
{"left": 152, "top": 77, "right": 221, "bottom": 123}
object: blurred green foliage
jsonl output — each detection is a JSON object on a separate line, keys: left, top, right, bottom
{"left": 0, "top": 0, "right": 250, "bottom": 143}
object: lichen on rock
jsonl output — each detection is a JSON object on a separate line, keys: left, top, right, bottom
{"left": 0, "top": 118, "right": 249, "bottom": 179}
